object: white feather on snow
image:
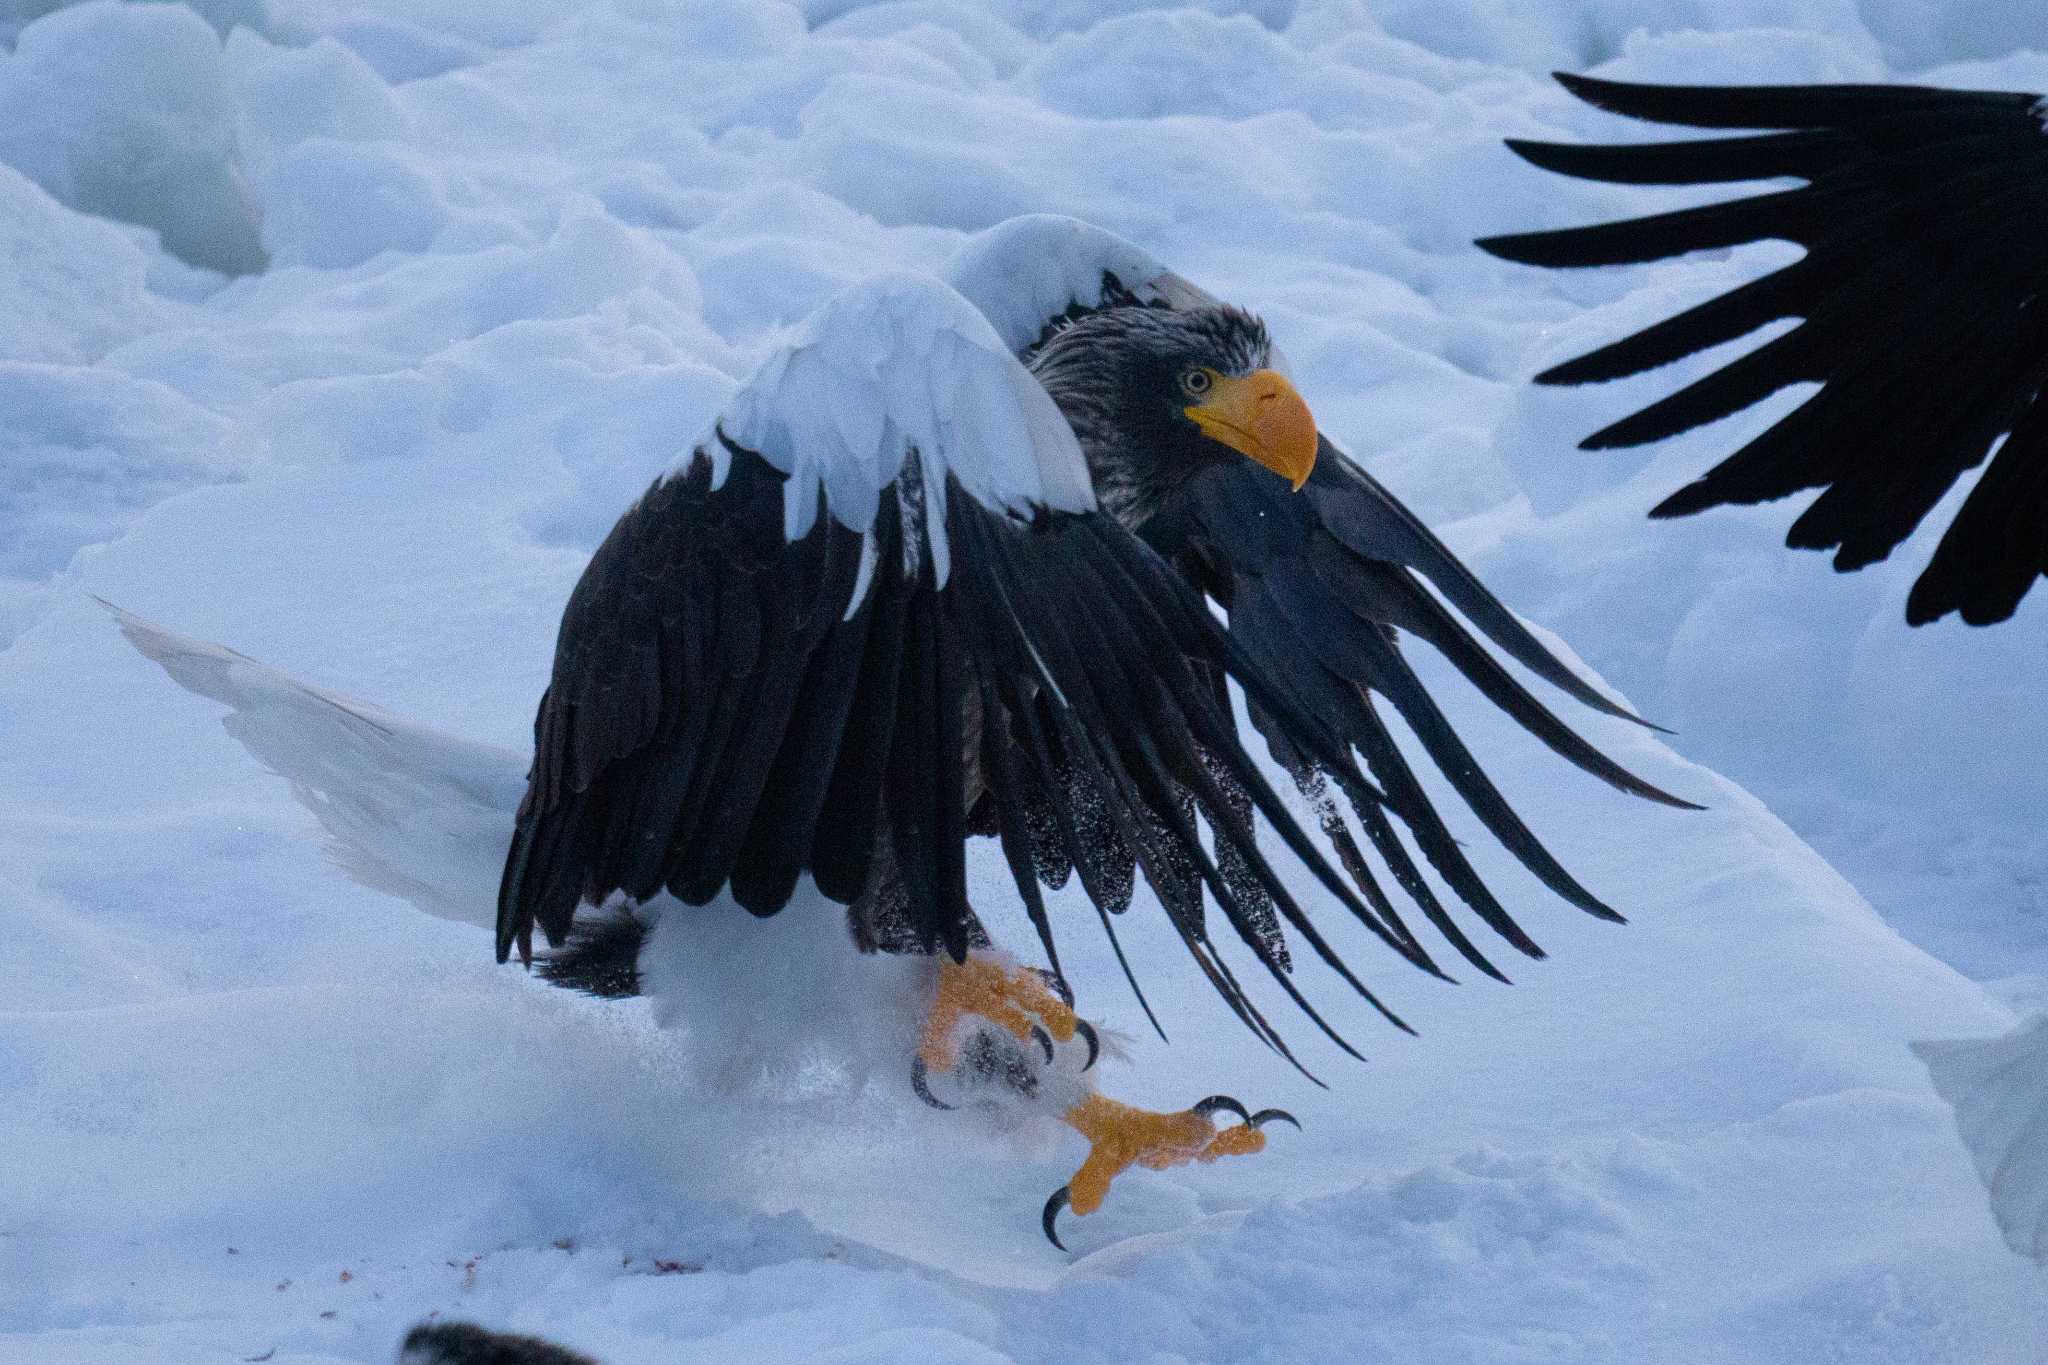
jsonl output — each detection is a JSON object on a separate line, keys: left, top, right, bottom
{"left": 1917, "top": 1018, "right": 2048, "bottom": 1263}
{"left": 107, "top": 599, "right": 961, "bottom": 1124}
{"left": 704, "top": 270, "right": 1094, "bottom": 589}
{"left": 103, "top": 603, "right": 524, "bottom": 933}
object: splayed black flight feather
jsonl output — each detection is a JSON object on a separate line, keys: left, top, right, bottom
{"left": 1479, "top": 72, "right": 2048, "bottom": 625}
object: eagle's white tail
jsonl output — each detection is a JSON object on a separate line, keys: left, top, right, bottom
{"left": 103, "top": 600, "right": 528, "bottom": 933}
{"left": 1914, "top": 1015, "right": 2048, "bottom": 1263}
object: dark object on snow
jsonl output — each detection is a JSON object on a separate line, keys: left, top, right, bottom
{"left": 398, "top": 1320, "right": 598, "bottom": 1365}
{"left": 1481, "top": 73, "right": 2048, "bottom": 626}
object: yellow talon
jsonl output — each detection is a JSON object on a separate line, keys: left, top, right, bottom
{"left": 911, "top": 956, "right": 1293, "bottom": 1250}
{"left": 918, "top": 956, "right": 1079, "bottom": 1072}
{"left": 1195, "top": 1123, "right": 1268, "bottom": 1162}
{"left": 1060, "top": 1094, "right": 1270, "bottom": 1216}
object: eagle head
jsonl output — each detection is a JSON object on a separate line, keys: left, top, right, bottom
{"left": 1026, "top": 305, "right": 1318, "bottom": 528}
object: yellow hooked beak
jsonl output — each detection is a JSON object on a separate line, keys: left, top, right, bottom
{"left": 1185, "top": 369, "right": 1318, "bottom": 491}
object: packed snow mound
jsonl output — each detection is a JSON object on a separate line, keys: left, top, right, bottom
{"left": 0, "top": 2, "right": 267, "bottom": 274}
{"left": 5, "top": 2, "right": 2047, "bottom": 1362}
{"left": 1, "top": 0, "right": 273, "bottom": 45}
{"left": 0, "top": 159, "right": 168, "bottom": 366}
{"left": 0, "top": 361, "right": 256, "bottom": 650}
{"left": 259, "top": 135, "right": 448, "bottom": 268}
{"left": 226, "top": 31, "right": 411, "bottom": 163}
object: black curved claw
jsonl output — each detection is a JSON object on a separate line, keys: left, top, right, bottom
{"left": 1075, "top": 1019, "right": 1100, "bottom": 1071}
{"left": 1191, "top": 1094, "right": 1251, "bottom": 1125}
{"left": 910, "top": 1056, "right": 954, "bottom": 1111}
{"left": 1042, "top": 1185, "right": 1072, "bottom": 1251}
{"left": 1035, "top": 968, "right": 1075, "bottom": 1008}
{"left": 1030, "top": 1025, "right": 1055, "bottom": 1063}
{"left": 1249, "top": 1107, "right": 1301, "bottom": 1131}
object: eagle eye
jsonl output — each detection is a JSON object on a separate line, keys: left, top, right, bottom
{"left": 1180, "top": 367, "right": 1214, "bottom": 398}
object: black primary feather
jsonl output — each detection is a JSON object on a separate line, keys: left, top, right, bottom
{"left": 1141, "top": 436, "right": 1696, "bottom": 983}
{"left": 1478, "top": 72, "right": 2048, "bottom": 625}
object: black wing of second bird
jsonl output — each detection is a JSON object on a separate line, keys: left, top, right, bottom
{"left": 1478, "top": 73, "right": 2048, "bottom": 626}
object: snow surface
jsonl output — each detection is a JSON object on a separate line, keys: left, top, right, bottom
{"left": 5, "top": 1, "right": 2047, "bottom": 1362}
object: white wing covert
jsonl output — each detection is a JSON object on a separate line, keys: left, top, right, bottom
{"left": 942, "top": 215, "right": 1218, "bottom": 355}
{"left": 708, "top": 272, "right": 1095, "bottom": 568}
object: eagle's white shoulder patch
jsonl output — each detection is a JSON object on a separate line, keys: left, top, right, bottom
{"left": 942, "top": 214, "right": 1217, "bottom": 354}
{"left": 681, "top": 270, "right": 1094, "bottom": 591}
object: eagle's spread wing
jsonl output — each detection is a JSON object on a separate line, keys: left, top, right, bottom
{"left": 1145, "top": 447, "right": 1695, "bottom": 983}
{"left": 499, "top": 272, "right": 1425, "bottom": 1067}
{"left": 104, "top": 601, "right": 524, "bottom": 931}
{"left": 1479, "top": 73, "right": 2048, "bottom": 626}
{"left": 947, "top": 217, "right": 1695, "bottom": 984}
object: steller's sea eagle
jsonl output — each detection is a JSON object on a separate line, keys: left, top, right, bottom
{"left": 115, "top": 215, "right": 1694, "bottom": 1250}
{"left": 1479, "top": 73, "right": 2048, "bottom": 627}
